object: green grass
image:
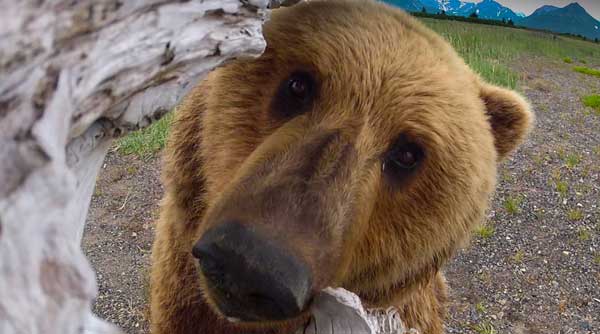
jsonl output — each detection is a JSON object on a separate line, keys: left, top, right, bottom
{"left": 582, "top": 95, "right": 600, "bottom": 115}
{"left": 474, "top": 322, "right": 497, "bottom": 334}
{"left": 422, "top": 19, "right": 600, "bottom": 88}
{"left": 475, "top": 223, "right": 495, "bottom": 239}
{"left": 556, "top": 147, "right": 567, "bottom": 160}
{"left": 578, "top": 229, "right": 591, "bottom": 241}
{"left": 573, "top": 66, "right": 600, "bottom": 78}
{"left": 583, "top": 94, "right": 600, "bottom": 108}
{"left": 568, "top": 209, "right": 584, "bottom": 221}
{"left": 503, "top": 195, "right": 523, "bottom": 214}
{"left": 563, "top": 57, "right": 573, "bottom": 63}
{"left": 513, "top": 249, "right": 525, "bottom": 263}
{"left": 555, "top": 180, "right": 568, "bottom": 197}
{"left": 564, "top": 154, "right": 581, "bottom": 169}
{"left": 117, "top": 113, "right": 173, "bottom": 157}
{"left": 475, "top": 302, "right": 487, "bottom": 314}
{"left": 126, "top": 166, "right": 138, "bottom": 175}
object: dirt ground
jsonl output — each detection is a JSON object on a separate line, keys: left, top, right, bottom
{"left": 83, "top": 58, "right": 600, "bottom": 333}
{"left": 84, "top": 151, "right": 162, "bottom": 333}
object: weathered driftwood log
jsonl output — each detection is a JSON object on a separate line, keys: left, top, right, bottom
{"left": 0, "top": 1, "right": 414, "bottom": 333}
{"left": 0, "top": 1, "right": 268, "bottom": 333}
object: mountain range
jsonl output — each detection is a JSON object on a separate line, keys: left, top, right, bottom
{"left": 520, "top": 3, "right": 600, "bottom": 40}
{"left": 384, "top": 0, "right": 600, "bottom": 40}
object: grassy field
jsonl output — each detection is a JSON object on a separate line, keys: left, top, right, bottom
{"left": 117, "top": 19, "right": 600, "bottom": 156}
{"left": 422, "top": 19, "right": 600, "bottom": 88}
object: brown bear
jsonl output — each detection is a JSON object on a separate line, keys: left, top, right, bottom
{"left": 149, "top": 0, "right": 533, "bottom": 333}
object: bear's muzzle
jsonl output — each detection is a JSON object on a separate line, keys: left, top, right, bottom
{"left": 192, "top": 221, "right": 313, "bottom": 322}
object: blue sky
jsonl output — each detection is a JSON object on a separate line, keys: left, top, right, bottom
{"left": 496, "top": 0, "right": 600, "bottom": 20}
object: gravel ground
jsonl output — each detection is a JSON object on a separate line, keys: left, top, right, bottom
{"left": 83, "top": 152, "right": 163, "bottom": 334}
{"left": 83, "top": 57, "right": 599, "bottom": 334}
{"left": 446, "top": 57, "right": 600, "bottom": 334}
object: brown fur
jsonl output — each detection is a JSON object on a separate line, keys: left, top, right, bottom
{"left": 150, "top": 1, "right": 533, "bottom": 333}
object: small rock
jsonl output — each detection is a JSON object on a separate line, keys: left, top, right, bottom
{"left": 578, "top": 321, "right": 591, "bottom": 331}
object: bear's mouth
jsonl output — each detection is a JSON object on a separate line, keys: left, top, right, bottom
{"left": 204, "top": 284, "right": 305, "bottom": 322}
{"left": 192, "top": 221, "right": 314, "bottom": 323}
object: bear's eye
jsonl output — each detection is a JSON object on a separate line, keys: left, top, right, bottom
{"left": 391, "top": 150, "right": 418, "bottom": 169}
{"left": 289, "top": 78, "right": 308, "bottom": 99}
{"left": 271, "top": 71, "right": 316, "bottom": 118}
{"left": 383, "top": 136, "right": 424, "bottom": 186}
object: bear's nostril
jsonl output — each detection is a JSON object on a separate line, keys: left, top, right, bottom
{"left": 191, "top": 238, "right": 215, "bottom": 260}
{"left": 192, "top": 243, "right": 226, "bottom": 284}
{"left": 192, "top": 242, "right": 216, "bottom": 268}
{"left": 191, "top": 242, "right": 203, "bottom": 260}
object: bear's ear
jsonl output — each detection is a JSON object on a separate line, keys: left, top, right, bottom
{"left": 480, "top": 83, "right": 534, "bottom": 161}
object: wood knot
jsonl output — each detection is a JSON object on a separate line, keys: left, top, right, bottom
{"left": 32, "top": 66, "right": 60, "bottom": 113}
{"left": 161, "top": 42, "right": 175, "bottom": 66}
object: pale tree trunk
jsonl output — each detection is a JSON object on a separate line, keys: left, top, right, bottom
{"left": 0, "top": 1, "right": 413, "bottom": 333}
{"left": 0, "top": 1, "right": 269, "bottom": 333}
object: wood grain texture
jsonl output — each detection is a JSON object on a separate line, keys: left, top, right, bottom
{"left": 0, "top": 1, "right": 267, "bottom": 333}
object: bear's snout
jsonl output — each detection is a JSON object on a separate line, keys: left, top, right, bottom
{"left": 192, "top": 221, "right": 313, "bottom": 322}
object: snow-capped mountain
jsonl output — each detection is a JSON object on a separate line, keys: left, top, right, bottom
{"left": 437, "top": 0, "right": 475, "bottom": 15}
{"left": 384, "top": 0, "right": 600, "bottom": 39}
{"left": 387, "top": 0, "right": 520, "bottom": 21}
{"left": 468, "top": 0, "right": 520, "bottom": 21}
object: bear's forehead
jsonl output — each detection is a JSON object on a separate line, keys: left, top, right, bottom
{"left": 266, "top": 1, "right": 464, "bottom": 73}
{"left": 264, "top": 1, "right": 481, "bottom": 119}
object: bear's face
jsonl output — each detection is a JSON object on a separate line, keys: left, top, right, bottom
{"left": 190, "top": 0, "right": 532, "bottom": 326}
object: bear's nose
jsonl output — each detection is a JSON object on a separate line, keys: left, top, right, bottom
{"left": 192, "top": 221, "right": 312, "bottom": 321}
